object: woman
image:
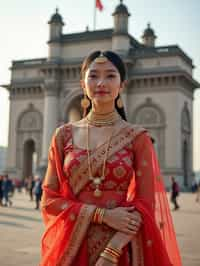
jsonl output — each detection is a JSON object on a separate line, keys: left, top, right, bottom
{"left": 40, "top": 51, "right": 182, "bottom": 266}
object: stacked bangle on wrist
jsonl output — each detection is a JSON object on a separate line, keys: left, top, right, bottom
{"left": 92, "top": 208, "right": 105, "bottom": 224}
{"left": 100, "top": 246, "right": 122, "bottom": 264}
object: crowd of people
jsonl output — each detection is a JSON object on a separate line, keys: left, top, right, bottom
{"left": 0, "top": 174, "right": 42, "bottom": 209}
{"left": 0, "top": 173, "right": 199, "bottom": 212}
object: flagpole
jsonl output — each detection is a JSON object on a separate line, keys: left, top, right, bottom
{"left": 93, "top": 0, "right": 96, "bottom": 30}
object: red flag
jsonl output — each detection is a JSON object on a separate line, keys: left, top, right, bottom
{"left": 96, "top": 0, "right": 103, "bottom": 11}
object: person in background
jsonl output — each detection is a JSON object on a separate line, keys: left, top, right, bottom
{"left": 34, "top": 176, "right": 42, "bottom": 210}
{"left": 0, "top": 175, "right": 3, "bottom": 206}
{"left": 27, "top": 175, "right": 35, "bottom": 201}
{"left": 195, "top": 180, "right": 200, "bottom": 203}
{"left": 171, "top": 176, "right": 180, "bottom": 210}
{"left": 2, "top": 175, "right": 13, "bottom": 207}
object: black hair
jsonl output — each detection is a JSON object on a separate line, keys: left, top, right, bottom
{"left": 81, "top": 50, "right": 127, "bottom": 120}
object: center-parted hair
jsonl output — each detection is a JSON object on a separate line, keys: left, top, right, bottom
{"left": 81, "top": 50, "right": 127, "bottom": 120}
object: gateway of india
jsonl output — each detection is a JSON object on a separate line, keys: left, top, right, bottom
{"left": 3, "top": 1, "right": 199, "bottom": 188}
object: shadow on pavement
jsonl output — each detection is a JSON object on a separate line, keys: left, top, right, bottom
{"left": 177, "top": 210, "right": 200, "bottom": 215}
{"left": 11, "top": 206, "right": 38, "bottom": 212}
{"left": 0, "top": 213, "right": 42, "bottom": 222}
{"left": 0, "top": 220, "right": 30, "bottom": 228}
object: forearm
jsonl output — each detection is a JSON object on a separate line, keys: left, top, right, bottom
{"left": 108, "top": 231, "right": 135, "bottom": 251}
{"left": 41, "top": 195, "right": 69, "bottom": 215}
{"left": 42, "top": 192, "right": 96, "bottom": 218}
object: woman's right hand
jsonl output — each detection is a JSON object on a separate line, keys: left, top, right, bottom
{"left": 103, "top": 206, "right": 142, "bottom": 234}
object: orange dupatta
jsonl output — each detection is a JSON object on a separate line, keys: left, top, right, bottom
{"left": 123, "top": 131, "right": 182, "bottom": 266}
{"left": 40, "top": 126, "right": 95, "bottom": 266}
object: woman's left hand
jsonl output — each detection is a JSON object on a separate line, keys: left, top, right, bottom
{"left": 95, "top": 257, "right": 114, "bottom": 266}
{"left": 127, "top": 210, "right": 142, "bottom": 235}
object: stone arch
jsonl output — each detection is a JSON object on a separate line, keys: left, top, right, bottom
{"left": 62, "top": 89, "right": 83, "bottom": 122}
{"left": 16, "top": 104, "right": 43, "bottom": 179}
{"left": 181, "top": 102, "right": 191, "bottom": 187}
{"left": 22, "top": 139, "right": 36, "bottom": 179}
{"left": 132, "top": 98, "right": 166, "bottom": 166}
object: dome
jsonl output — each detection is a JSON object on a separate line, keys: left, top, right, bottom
{"left": 143, "top": 23, "right": 156, "bottom": 37}
{"left": 49, "top": 8, "right": 64, "bottom": 25}
{"left": 113, "top": 0, "right": 130, "bottom": 16}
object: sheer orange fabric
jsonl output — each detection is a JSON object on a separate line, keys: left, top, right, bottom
{"left": 125, "top": 132, "right": 182, "bottom": 266}
{"left": 40, "top": 124, "right": 182, "bottom": 266}
{"left": 40, "top": 127, "right": 95, "bottom": 266}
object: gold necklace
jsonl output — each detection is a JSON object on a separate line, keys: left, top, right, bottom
{"left": 87, "top": 123, "right": 115, "bottom": 197}
{"left": 86, "top": 110, "right": 121, "bottom": 127}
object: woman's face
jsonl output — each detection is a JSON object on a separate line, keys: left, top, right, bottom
{"left": 82, "top": 59, "right": 124, "bottom": 104}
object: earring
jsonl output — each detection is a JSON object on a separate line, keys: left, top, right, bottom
{"left": 81, "top": 93, "right": 90, "bottom": 117}
{"left": 117, "top": 95, "right": 123, "bottom": 108}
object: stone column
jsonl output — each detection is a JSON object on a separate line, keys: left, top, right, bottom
{"left": 40, "top": 80, "right": 58, "bottom": 169}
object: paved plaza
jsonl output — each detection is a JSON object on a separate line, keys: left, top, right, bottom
{"left": 0, "top": 191, "right": 199, "bottom": 266}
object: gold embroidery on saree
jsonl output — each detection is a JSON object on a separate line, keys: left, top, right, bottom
{"left": 113, "top": 165, "right": 127, "bottom": 179}
{"left": 58, "top": 204, "right": 95, "bottom": 266}
{"left": 103, "top": 180, "right": 116, "bottom": 190}
{"left": 69, "top": 126, "right": 146, "bottom": 196}
{"left": 87, "top": 224, "right": 115, "bottom": 266}
{"left": 105, "top": 199, "right": 117, "bottom": 209}
{"left": 122, "top": 156, "right": 133, "bottom": 166}
{"left": 131, "top": 234, "right": 144, "bottom": 266}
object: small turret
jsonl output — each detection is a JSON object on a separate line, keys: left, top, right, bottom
{"left": 112, "top": 0, "right": 130, "bottom": 34}
{"left": 142, "top": 23, "right": 157, "bottom": 47}
{"left": 48, "top": 8, "right": 64, "bottom": 41}
{"left": 112, "top": 0, "right": 130, "bottom": 54}
{"left": 48, "top": 8, "right": 64, "bottom": 60}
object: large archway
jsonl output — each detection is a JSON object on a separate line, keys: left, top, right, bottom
{"left": 16, "top": 104, "right": 43, "bottom": 179}
{"left": 64, "top": 94, "right": 83, "bottom": 123}
{"left": 22, "top": 139, "right": 36, "bottom": 179}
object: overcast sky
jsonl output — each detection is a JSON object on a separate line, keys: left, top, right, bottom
{"left": 0, "top": 0, "right": 199, "bottom": 170}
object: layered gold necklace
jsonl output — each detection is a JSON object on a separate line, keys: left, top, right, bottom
{"left": 86, "top": 110, "right": 120, "bottom": 127}
{"left": 86, "top": 123, "right": 115, "bottom": 197}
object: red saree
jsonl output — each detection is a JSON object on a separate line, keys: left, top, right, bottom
{"left": 40, "top": 123, "right": 182, "bottom": 266}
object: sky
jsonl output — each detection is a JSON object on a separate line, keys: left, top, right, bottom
{"left": 0, "top": 0, "right": 199, "bottom": 170}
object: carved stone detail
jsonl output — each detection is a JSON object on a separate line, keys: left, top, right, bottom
{"left": 18, "top": 111, "right": 42, "bottom": 131}
{"left": 42, "top": 80, "right": 59, "bottom": 96}
{"left": 181, "top": 102, "right": 191, "bottom": 133}
{"left": 135, "top": 107, "right": 161, "bottom": 125}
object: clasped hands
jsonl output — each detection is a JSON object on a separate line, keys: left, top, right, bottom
{"left": 95, "top": 206, "right": 142, "bottom": 266}
{"left": 103, "top": 206, "right": 142, "bottom": 235}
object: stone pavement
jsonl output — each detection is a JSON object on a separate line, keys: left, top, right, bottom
{"left": 0, "top": 192, "right": 199, "bottom": 266}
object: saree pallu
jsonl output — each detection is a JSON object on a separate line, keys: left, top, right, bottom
{"left": 40, "top": 123, "right": 182, "bottom": 266}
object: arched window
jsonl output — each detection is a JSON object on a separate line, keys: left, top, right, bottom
{"left": 132, "top": 98, "right": 166, "bottom": 166}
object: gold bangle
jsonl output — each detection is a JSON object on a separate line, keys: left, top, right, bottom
{"left": 98, "top": 208, "right": 105, "bottom": 224}
{"left": 104, "top": 247, "right": 121, "bottom": 258}
{"left": 92, "top": 208, "right": 99, "bottom": 223}
{"left": 106, "top": 246, "right": 122, "bottom": 256}
{"left": 92, "top": 208, "right": 105, "bottom": 224}
{"left": 100, "top": 252, "right": 118, "bottom": 264}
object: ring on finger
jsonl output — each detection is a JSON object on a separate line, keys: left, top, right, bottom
{"left": 129, "top": 219, "right": 136, "bottom": 225}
